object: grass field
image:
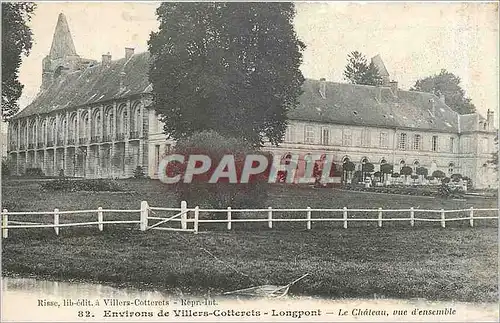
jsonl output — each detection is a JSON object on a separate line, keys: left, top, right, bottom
{"left": 1, "top": 178, "right": 498, "bottom": 302}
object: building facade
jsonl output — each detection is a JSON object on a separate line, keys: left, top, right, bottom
{"left": 6, "top": 14, "right": 498, "bottom": 188}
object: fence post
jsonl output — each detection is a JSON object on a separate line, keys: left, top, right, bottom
{"left": 181, "top": 201, "right": 187, "bottom": 230}
{"left": 2, "top": 209, "right": 8, "bottom": 239}
{"left": 194, "top": 206, "right": 199, "bottom": 234}
{"left": 268, "top": 207, "right": 273, "bottom": 229}
{"left": 140, "top": 201, "right": 149, "bottom": 231}
{"left": 97, "top": 207, "right": 103, "bottom": 231}
{"left": 410, "top": 207, "right": 415, "bottom": 227}
{"left": 306, "top": 207, "right": 311, "bottom": 230}
{"left": 440, "top": 209, "right": 445, "bottom": 228}
{"left": 343, "top": 207, "right": 348, "bottom": 229}
{"left": 227, "top": 207, "right": 232, "bottom": 230}
{"left": 54, "top": 208, "right": 60, "bottom": 235}
{"left": 469, "top": 207, "right": 474, "bottom": 227}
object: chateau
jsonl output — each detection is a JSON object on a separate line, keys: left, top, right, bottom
{"left": 6, "top": 14, "right": 498, "bottom": 188}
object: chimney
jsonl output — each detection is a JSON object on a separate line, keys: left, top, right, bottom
{"left": 389, "top": 81, "right": 398, "bottom": 97}
{"left": 125, "top": 47, "right": 134, "bottom": 60}
{"left": 439, "top": 93, "right": 446, "bottom": 104}
{"left": 102, "top": 52, "right": 112, "bottom": 66}
{"left": 319, "top": 78, "right": 326, "bottom": 99}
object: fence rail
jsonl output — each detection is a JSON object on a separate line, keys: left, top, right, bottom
{"left": 1, "top": 201, "right": 498, "bottom": 238}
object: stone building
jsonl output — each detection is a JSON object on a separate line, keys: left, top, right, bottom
{"left": 6, "top": 13, "right": 498, "bottom": 188}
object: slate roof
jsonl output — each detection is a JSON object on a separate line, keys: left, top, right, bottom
{"left": 291, "top": 79, "right": 460, "bottom": 133}
{"left": 15, "top": 51, "right": 484, "bottom": 134}
{"left": 15, "top": 52, "right": 151, "bottom": 118}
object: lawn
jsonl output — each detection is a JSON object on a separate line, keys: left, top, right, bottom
{"left": 1, "top": 178, "right": 498, "bottom": 303}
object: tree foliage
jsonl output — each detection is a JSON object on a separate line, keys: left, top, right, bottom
{"left": 416, "top": 167, "right": 428, "bottom": 177}
{"left": 488, "top": 133, "right": 498, "bottom": 169}
{"left": 432, "top": 170, "right": 446, "bottom": 179}
{"left": 1, "top": 2, "right": 36, "bottom": 120}
{"left": 148, "top": 2, "right": 305, "bottom": 147}
{"left": 168, "top": 130, "right": 271, "bottom": 211}
{"left": 343, "top": 51, "right": 382, "bottom": 86}
{"left": 410, "top": 69, "right": 476, "bottom": 115}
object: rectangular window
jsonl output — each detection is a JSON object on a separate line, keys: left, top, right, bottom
{"left": 413, "top": 134, "right": 421, "bottom": 150}
{"left": 321, "top": 127, "right": 329, "bottom": 145}
{"left": 304, "top": 126, "right": 315, "bottom": 144}
{"left": 399, "top": 133, "right": 407, "bottom": 150}
{"left": 155, "top": 145, "right": 160, "bottom": 172}
{"left": 462, "top": 137, "right": 470, "bottom": 153}
{"left": 450, "top": 137, "right": 455, "bottom": 152}
{"left": 432, "top": 136, "right": 438, "bottom": 152}
{"left": 379, "top": 132, "right": 388, "bottom": 148}
{"left": 343, "top": 129, "right": 352, "bottom": 146}
{"left": 361, "top": 129, "right": 370, "bottom": 147}
{"left": 482, "top": 137, "right": 489, "bottom": 153}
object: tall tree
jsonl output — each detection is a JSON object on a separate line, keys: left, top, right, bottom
{"left": 410, "top": 69, "right": 476, "bottom": 115}
{"left": 343, "top": 51, "right": 382, "bottom": 86}
{"left": 148, "top": 2, "right": 305, "bottom": 147}
{"left": 1, "top": 2, "right": 36, "bottom": 120}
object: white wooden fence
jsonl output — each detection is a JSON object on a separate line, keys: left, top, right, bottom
{"left": 1, "top": 201, "right": 498, "bottom": 238}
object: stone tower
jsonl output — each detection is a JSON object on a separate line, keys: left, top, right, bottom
{"left": 41, "top": 13, "right": 95, "bottom": 90}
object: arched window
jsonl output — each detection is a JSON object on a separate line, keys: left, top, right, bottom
{"left": 342, "top": 156, "right": 350, "bottom": 164}
{"left": 413, "top": 160, "right": 420, "bottom": 171}
{"left": 448, "top": 162, "right": 455, "bottom": 175}
{"left": 282, "top": 153, "right": 292, "bottom": 166}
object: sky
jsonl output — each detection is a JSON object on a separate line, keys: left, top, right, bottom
{"left": 17, "top": 1, "right": 499, "bottom": 121}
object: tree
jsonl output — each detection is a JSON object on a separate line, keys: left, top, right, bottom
{"left": 343, "top": 51, "right": 382, "bottom": 86}
{"left": 410, "top": 69, "right": 476, "bottom": 115}
{"left": 488, "top": 133, "right": 498, "bottom": 170}
{"left": 416, "top": 167, "right": 428, "bottom": 182}
{"left": 432, "top": 170, "right": 446, "bottom": 180}
{"left": 342, "top": 161, "right": 355, "bottom": 183}
{"left": 400, "top": 166, "right": 413, "bottom": 183}
{"left": 1, "top": 2, "right": 36, "bottom": 120}
{"left": 361, "top": 162, "right": 374, "bottom": 181}
{"left": 168, "top": 130, "right": 271, "bottom": 211}
{"left": 148, "top": 3, "right": 305, "bottom": 147}
{"left": 380, "top": 163, "right": 393, "bottom": 183}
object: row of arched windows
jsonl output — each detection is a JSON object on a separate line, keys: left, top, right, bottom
{"left": 279, "top": 153, "right": 458, "bottom": 175}
{"left": 9, "top": 101, "right": 144, "bottom": 147}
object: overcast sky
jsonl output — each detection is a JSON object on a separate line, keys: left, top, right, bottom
{"left": 18, "top": 2, "right": 499, "bottom": 120}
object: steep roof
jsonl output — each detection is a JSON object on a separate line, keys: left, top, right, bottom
{"left": 49, "top": 13, "right": 78, "bottom": 59}
{"left": 371, "top": 54, "right": 389, "bottom": 77}
{"left": 291, "top": 79, "right": 460, "bottom": 133}
{"left": 15, "top": 52, "right": 471, "bottom": 134}
{"left": 15, "top": 52, "right": 151, "bottom": 118}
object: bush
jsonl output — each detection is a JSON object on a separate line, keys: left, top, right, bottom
{"left": 133, "top": 166, "right": 146, "bottom": 178}
{"left": 25, "top": 168, "right": 44, "bottom": 177}
{"left": 2, "top": 158, "right": 11, "bottom": 176}
{"left": 40, "top": 179, "right": 122, "bottom": 192}
{"left": 168, "top": 130, "right": 270, "bottom": 215}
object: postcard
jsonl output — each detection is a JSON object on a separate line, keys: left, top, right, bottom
{"left": 1, "top": 1, "right": 498, "bottom": 322}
